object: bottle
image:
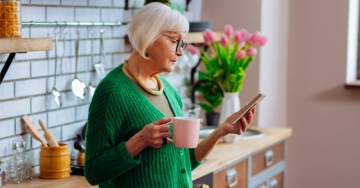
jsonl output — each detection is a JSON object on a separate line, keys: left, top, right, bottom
{"left": 0, "top": 0, "right": 22, "bottom": 38}
{"left": 6, "top": 142, "right": 21, "bottom": 184}
{"left": 19, "top": 142, "right": 31, "bottom": 180}
{"left": 0, "top": 159, "right": 6, "bottom": 187}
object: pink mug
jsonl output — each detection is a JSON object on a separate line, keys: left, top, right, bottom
{"left": 167, "top": 117, "right": 201, "bottom": 148}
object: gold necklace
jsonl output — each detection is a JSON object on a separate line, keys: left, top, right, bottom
{"left": 124, "top": 59, "right": 163, "bottom": 96}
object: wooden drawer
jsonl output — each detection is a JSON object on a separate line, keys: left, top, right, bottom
{"left": 253, "top": 172, "right": 284, "bottom": 188}
{"left": 268, "top": 172, "right": 284, "bottom": 188}
{"left": 251, "top": 142, "right": 284, "bottom": 176}
{"left": 213, "top": 159, "right": 247, "bottom": 188}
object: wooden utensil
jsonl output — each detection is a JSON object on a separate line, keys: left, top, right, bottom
{"left": 38, "top": 119, "right": 59, "bottom": 147}
{"left": 22, "top": 115, "right": 48, "bottom": 147}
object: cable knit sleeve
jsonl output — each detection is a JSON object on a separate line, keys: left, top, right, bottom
{"left": 84, "top": 80, "right": 141, "bottom": 185}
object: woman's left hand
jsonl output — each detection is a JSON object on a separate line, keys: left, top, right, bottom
{"left": 218, "top": 107, "right": 257, "bottom": 137}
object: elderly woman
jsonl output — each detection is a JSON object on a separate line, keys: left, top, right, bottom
{"left": 85, "top": 2, "right": 256, "bottom": 188}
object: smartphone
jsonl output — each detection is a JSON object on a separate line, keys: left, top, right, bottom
{"left": 232, "top": 93, "right": 266, "bottom": 124}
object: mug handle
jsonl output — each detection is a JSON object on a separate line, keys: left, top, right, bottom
{"left": 163, "top": 119, "right": 174, "bottom": 145}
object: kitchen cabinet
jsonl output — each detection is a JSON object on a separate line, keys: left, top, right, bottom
{"left": 0, "top": 37, "right": 53, "bottom": 84}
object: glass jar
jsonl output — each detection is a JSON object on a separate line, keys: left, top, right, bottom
{"left": 0, "top": 0, "right": 21, "bottom": 38}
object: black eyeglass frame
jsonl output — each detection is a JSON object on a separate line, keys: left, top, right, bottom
{"left": 161, "top": 33, "right": 187, "bottom": 52}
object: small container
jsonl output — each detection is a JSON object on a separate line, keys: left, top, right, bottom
{"left": 40, "top": 143, "right": 70, "bottom": 179}
{"left": 0, "top": 0, "right": 21, "bottom": 38}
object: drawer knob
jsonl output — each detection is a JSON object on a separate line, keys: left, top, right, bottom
{"left": 226, "top": 168, "right": 238, "bottom": 187}
{"left": 265, "top": 149, "right": 274, "bottom": 167}
{"left": 270, "top": 178, "right": 278, "bottom": 188}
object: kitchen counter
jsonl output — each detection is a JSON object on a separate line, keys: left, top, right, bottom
{"left": 5, "top": 127, "right": 291, "bottom": 188}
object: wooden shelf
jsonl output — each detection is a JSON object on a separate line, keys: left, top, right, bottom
{"left": 184, "top": 32, "right": 223, "bottom": 44}
{"left": 0, "top": 38, "right": 53, "bottom": 54}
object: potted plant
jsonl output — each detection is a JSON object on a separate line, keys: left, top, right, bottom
{"left": 191, "top": 79, "right": 224, "bottom": 126}
{"left": 198, "top": 25, "right": 268, "bottom": 123}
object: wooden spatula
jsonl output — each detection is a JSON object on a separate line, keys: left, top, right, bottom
{"left": 38, "top": 119, "right": 59, "bottom": 147}
{"left": 22, "top": 115, "right": 48, "bottom": 147}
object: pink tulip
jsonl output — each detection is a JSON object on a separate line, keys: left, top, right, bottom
{"left": 186, "top": 44, "right": 198, "bottom": 55}
{"left": 246, "top": 48, "right": 257, "bottom": 56}
{"left": 236, "top": 50, "right": 246, "bottom": 60}
{"left": 246, "top": 33, "right": 254, "bottom": 44}
{"left": 258, "top": 36, "right": 268, "bottom": 46}
{"left": 234, "top": 29, "right": 247, "bottom": 43}
{"left": 239, "top": 41, "right": 246, "bottom": 48}
{"left": 202, "top": 31, "right": 210, "bottom": 45}
{"left": 205, "top": 29, "right": 216, "bottom": 42}
{"left": 220, "top": 34, "right": 229, "bottom": 47}
{"left": 202, "top": 29, "right": 216, "bottom": 44}
{"left": 251, "top": 31, "right": 262, "bottom": 44}
{"left": 224, "top": 24, "right": 234, "bottom": 37}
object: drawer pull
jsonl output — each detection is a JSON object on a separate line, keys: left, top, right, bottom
{"left": 265, "top": 150, "right": 274, "bottom": 167}
{"left": 270, "top": 178, "right": 278, "bottom": 188}
{"left": 226, "top": 168, "right": 238, "bottom": 187}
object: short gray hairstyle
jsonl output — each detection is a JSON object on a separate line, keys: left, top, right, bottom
{"left": 127, "top": 2, "right": 189, "bottom": 59}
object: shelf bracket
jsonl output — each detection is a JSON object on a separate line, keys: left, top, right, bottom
{"left": 124, "top": 0, "right": 129, "bottom": 10}
{"left": 0, "top": 53, "right": 16, "bottom": 85}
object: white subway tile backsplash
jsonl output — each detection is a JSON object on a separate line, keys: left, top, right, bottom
{"left": 27, "top": 148, "right": 40, "bottom": 166}
{"left": 31, "top": 0, "right": 60, "bottom": 5}
{"left": 30, "top": 27, "right": 49, "bottom": 38}
{"left": 101, "top": 8, "right": 124, "bottom": 22}
{"left": 22, "top": 7, "right": 46, "bottom": 22}
{"left": 15, "top": 51, "right": 47, "bottom": 61}
{"left": 21, "top": 0, "right": 30, "bottom": 4}
{"left": 0, "top": 135, "right": 24, "bottom": 156}
{"left": 103, "top": 38, "right": 125, "bottom": 53}
{"left": 89, "top": 0, "right": 112, "bottom": 7}
{"left": 112, "top": 25, "right": 128, "bottom": 38}
{"left": 0, "top": 82, "right": 14, "bottom": 100}
{"left": 0, "top": 98, "right": 30, "bottom": 119}
{"left": 76, "top": 104, "right": 89, "bottom": 121}
{"left": 61, "top": 0, "right": 87, "bottom": 6}
{"left": 48, "top": 108, "right": 76, "bottom": 127}
{"left": 0, "top": 119, "right": 15, "bottom": 138}
{"left": 15, "top": 78, "right": 47, "bottom": 97}
{"left": 75, "top": 8, "right": 101, "bottom": 22}
{"left": 31, "top": 95, "right": 49, "bottom": 113}
{"left": 47, "top": 7, "right": 75, "bottom": 22}
{"left": 62, "top": 121, "right": 86, "bottom": 140}
{"left": 0, "top": 62, "right": 30, "bottom": 81}
{"left": 31, "top": 60, "right": 48, "bottom": 78}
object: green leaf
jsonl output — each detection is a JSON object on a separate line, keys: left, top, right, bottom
{"left": 198, "top": 71, "right": 207, "bottom": 80}
{"left": 213, "top": 69, "right": 224, "bottom": 78}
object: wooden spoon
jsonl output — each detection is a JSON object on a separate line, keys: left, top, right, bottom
{"left": 38, "top": 119, "right": 59, "bottom": 147}
{"left": 22, "top": 115, "right": 48, "bottom": 147}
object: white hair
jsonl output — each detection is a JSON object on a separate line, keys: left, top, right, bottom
{"left": 127, "top": 2, "right": 189, "bottom": 59}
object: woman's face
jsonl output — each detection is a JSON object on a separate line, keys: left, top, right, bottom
{"left": 147, "top": 31, "right": 185, "bottom": 73}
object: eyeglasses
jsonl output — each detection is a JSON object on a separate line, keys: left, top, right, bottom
{"left": 162, "top": 33, "right": 187, "bottom": 52}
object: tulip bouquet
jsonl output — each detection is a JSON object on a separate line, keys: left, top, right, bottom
{"left": 192, "top": 25, "right": 268, "bottom": 92}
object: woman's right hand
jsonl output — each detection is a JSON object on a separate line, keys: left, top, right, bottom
{"left": 139, "top": 117, "right": 172, "bottom": 148}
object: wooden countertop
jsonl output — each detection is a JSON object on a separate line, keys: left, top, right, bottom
{"left": 6, "top": 127, "right": 291, "bottom": 188}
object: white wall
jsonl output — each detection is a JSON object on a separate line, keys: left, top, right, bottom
{"left": 286, "top": 0, "right": 360, "bottom": 187}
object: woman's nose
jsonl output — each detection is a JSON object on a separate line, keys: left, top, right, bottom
{"left": 176, "top": 48, "right": 183, "bottom": 56}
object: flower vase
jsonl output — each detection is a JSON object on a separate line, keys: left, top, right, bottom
{"left": 219, "top": 92, "right": 241, "bottom": 124}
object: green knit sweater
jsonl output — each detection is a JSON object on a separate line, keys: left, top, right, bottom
{"left": 85, "top": 64, "right": 202, "bottom": 188}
